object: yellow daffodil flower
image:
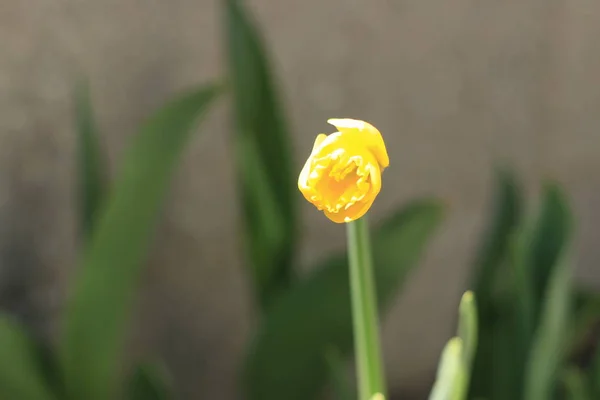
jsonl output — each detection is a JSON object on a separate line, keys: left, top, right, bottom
{"left": 298, "top": 118, "right": 389, "bottom": 223}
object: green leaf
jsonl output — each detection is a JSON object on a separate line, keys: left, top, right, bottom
{"left": 429, "top": 292, "right": 478, "bottom": 400}
{"left": 0, "top": 316, "right": 55, "bottom": 400}
{"left": 590, "top": 334, "right": 600, "bottom": 397}
{"left": 488, "top": 308, "right": 521, "bottom": 400}
{"left": 127, "top": 363, "right": 172, "bottom": 400}
{"left": 566, "top": 288, "right": 600, "bottom": 359}
{"left": 527, "top": 184, "right": 571, "bottom": 323}
{"left": 428, "top": 338, "right": 467, "bottom": 400}
{"left": 225, "top": 0, "right": 297, "bottom": 309}
{"left": 524, "top": 193, "right": 573, "bottom": 400}
{"left": 60, "top": 84, "right": 222, "bottom": 400}
{"left": 242, "top": 200, "right": 443, "bottom": 400}
{"left": 562, "top": 367, "right": 592, "bottom": 400}
{"left": 324, "top": 346, "right": 355, "bottom": 400}
{"left": 470, "top": 167, "right": 521, "bottom": 315}
{"left": 457, "top": 291, "right": 478, "bottom": 375}
{"left": 514, "top": 184, "right": 572, "bottom": 400}
{"left": 74, "top": 80, "right": 107, "bottom": 239}
{"left": 469, "top": 167, "right": 521, "bottom": 398}
{"left": 524, "top": 253, "right": 572, "bottom": 400}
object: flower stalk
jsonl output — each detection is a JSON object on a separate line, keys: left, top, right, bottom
{"left": 347, "top": 216, "right": 386, "bottom": 399}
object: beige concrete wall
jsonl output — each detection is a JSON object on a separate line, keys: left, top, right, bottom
{"left": 1, "top": 0, "right": 600, "bottom": 398}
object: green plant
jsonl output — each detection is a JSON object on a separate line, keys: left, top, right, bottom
{"left": 465, "top": 168, "right": 596, "bottom": 400}
{"left": 429, "top": 291, "right": 478, "bottom": 400}
{"left": 224, "top": 2, "right": 444, "bottom": 400}
{"left": 0, "top": 82, "right": 222, "bottom": 400}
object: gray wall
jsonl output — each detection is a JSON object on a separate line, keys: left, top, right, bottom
{"left": 1, "top": 0, "right": 600, "bottom": 398}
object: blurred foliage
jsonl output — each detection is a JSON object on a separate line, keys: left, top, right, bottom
{"left": 0, "top": 0, "right": 598, "bottom": 399}
{"left": 428, "top": 292, "right": 477, "bottom": 400}
{"left": 0, "top": 84, "right": 222, "bottom": 399}
{"left": 225, "top": 0, "right": 298, "bottom": 310}
{"left": 464, "top": 170, "right": 600, "bottom": 400}
{"left": 0, "top": 316, "right": 55, "bottom": 400}
{"left": 225, "top": 2, "right": 444, "bottom": 400}
{"left": 61, "top": 84, "right": 222, "bottom": 400}
{"left": 242, "top": 201, "right": 443, "bottom": 400}
{"left": 126, "top": 363, "right": 173, "bottom": 400}
{"left": 74, "top": 80, "right": 107, "bottom": 240}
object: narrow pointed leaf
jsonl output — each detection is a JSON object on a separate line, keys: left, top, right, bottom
{"left": 469, "top": 167, "right": 521, "bottom": 399}
{"left": 524, "top": 184, "right": 573, "bottom": 400}
{"left": 470, "top": 167, "right": 521, "bottom": 315}
{"left": 74, "top": 80, "right": 107, "bottom": 238}
{"left": 527, "top": 184, "right": 571, "bottom": 322}
{"left": 225, "top": 0, "right": 297, "bottom": 309}
{"left": 524, "top": 252, "right": 572, "bottom": 400}
{"left": 428, "top": 338, "right": 467, "bottom": 400}
{"left": 458, "top": 291, "right": 478, "bottom": 368}
{"left": 60, "top": 84, "right": 222, "bottom": 400}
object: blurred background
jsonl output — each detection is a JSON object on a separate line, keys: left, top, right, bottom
{"left": 1, "top": 0, "right": 600, "bottom": 399}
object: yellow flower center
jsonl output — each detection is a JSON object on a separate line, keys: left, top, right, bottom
{"left": 307, "top": 150, "right": 373, "bottom": 213}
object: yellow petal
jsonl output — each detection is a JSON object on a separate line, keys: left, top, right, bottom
{"left": 327, "top": 118, "right": 389, "bottom": 169}
{"left": 324, "top": 196, "right": 375, "bottom": 223}
{"left": 312, "top": 133, "right": 327, "bottom": 152}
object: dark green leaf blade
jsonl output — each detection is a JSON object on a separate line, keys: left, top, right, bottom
{"left": 524, "top": 253, "right": 572, "bottom": 400}
{"left": 562, "top": 367, "right": 591, "bottom": 400}
{"left": 74, "top": 80, "right": 107, "bottom": 239}
{"left": 591, "top": 338, "right": 600, "bottom": 397}
{"left": 60, "top": 84, "right": 222, "bottom": 400}
{"left": 470, "top": 167, "right": 521, "bottom": 318}
{"left": 0, "top": 316, "right": 55, "bottom": 400}
{"left": 225, "top": 0, "right": 297, "bottom": 309}
{"left": 324, "top": 346, "right": 355, "bottom": 400}
{"left": 527, "top": 183, "right": 572, "bottom": 323}
{"left": 469, "top": 167, "right": 521, "bottom": 399}
{"left": 523, "top": 185, "right": 573, "bottom": 400}
{"left": 242, "top": 200, "right": 443, "bottom": 400}
{"left": 127, "top": 362, "right": 172, "bottom": 400}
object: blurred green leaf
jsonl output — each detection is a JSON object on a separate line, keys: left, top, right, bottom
{"left": 127, "top": 362, "right": 172, "bottom": 400}
{"left": 510, "top": 226, "right": 536, "bottom": 348}
{"left": 567, "top": 288, "right": 600, "bottom": 358}
{"left": 0, "top": 316, "right": 55, "bottom": 400}
{"left": 429, "top": 338, "right": 467, "bottom": 400}
{"left": 469, "top": 167, "right": 521, "bottom": 399}
{"left": 242, "top": 200, "right": 443, "bottom": 400}
{"left": 471, "top": 167, "right": 521, "bottom": 317}
{"left": 324, "top": 346, "right": 355, "bottom": 400}
{"left": 513, "top": 184, "right": 571, "bottom": 400}
{"left": 488, "top": 307, "right": 521, "bottom": 400}
{"left": 524, "top": 199, "right": 573, "bottom": 400}
{"left": 225, "top": 0, "right": 297, "bottom": 309}
{"left": 35, "top": 342, "right": 66, "bottom": 398}
{"left": 527, "top": 184, "right": 571, "bottom": 323}
{"left": 458, "top": 291, "right": 477, "bottom": 369}
{"left": 60, "top": 84, "right": 222, "bottom": 400}
{"left": 562, "top": 367, "right": 591, "bottom": 400}
{"left": 590, "top": 337, "right": 600, "bottom": 397}
{"left": 429, "top": 292, "right": 477, "bottom": 400}
{"left": 74, "top": 80, "right": 107, "bottom": 239}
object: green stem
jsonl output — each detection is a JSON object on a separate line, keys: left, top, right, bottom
{"left": 347, "top": 216, "right": 386, "bottom": 400}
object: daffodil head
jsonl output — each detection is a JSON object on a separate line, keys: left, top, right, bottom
{"left": 298, "top": 118, "right": 389, "bottom": 223}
